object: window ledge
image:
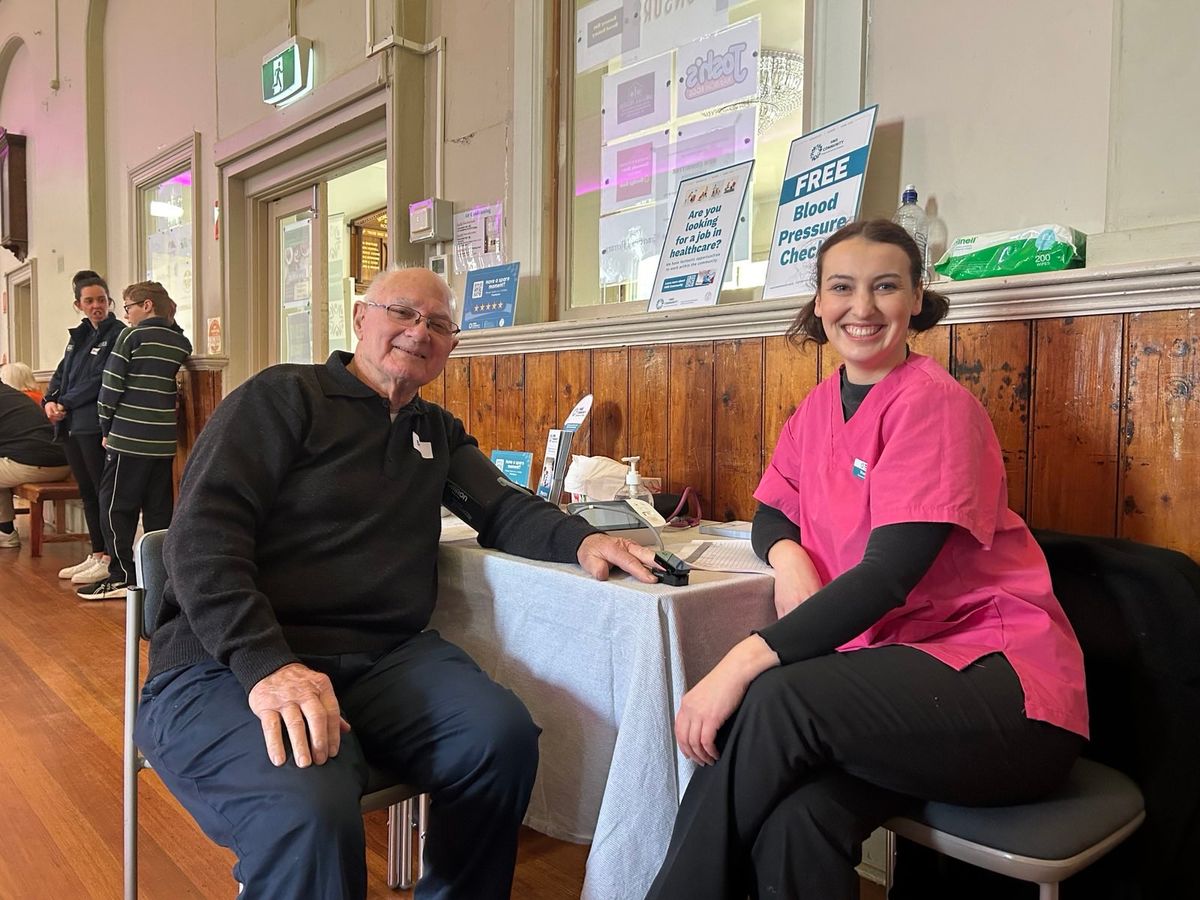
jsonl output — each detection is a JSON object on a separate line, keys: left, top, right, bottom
{"left": 453, "top": 257, "right": 1200, "bottom": 357}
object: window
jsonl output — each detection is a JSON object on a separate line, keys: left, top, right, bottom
{"left": 563, "top": 0, "right": 807, "bottom": 315}
{"left": 131, "top": 135, "right": 200, "bottom": 344}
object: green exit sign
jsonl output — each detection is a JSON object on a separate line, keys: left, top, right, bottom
{"left": 262, "top": 37, "right": 314, "bottom": 106}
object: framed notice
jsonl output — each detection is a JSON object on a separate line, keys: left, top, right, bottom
{"left": 461, "top": 262, "right": 520, "bottom": 330}
{"left": 601, "top": 52, "right": 673, "bottom": 144}
{"left": 762, "top": 106, "right": 878, "bottom": 300}
{"left": 648, "top": 159, "right": 753, "bottom": 312}
{"left": 351, "top": 208, "right": 388, "bottom": 289}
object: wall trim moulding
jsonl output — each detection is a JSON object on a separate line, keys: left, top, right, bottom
{"left": 453, "top": 257, "right": 1200, "bottom": 358}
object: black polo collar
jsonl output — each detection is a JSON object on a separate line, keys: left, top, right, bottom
{"left": 317, "top": 351, "right": 427, "bottom": 415}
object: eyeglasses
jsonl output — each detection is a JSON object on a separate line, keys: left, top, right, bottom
{"left": 363, "top": 301, "right": 461, "bottom": 337}
{"left": 123, "top": 299, "right": 150, "bottom": 314}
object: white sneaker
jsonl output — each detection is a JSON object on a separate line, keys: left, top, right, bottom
{"left": 59, "top": 555, "right": 99, "bottom": 578}
{"left": 71, "top": 558, "right": 112, "bottom": 584}
{"left": 0, "top": 530, "right": 19, "bottom": 549}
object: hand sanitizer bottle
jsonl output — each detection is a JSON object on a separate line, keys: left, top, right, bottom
{"left": 614, "top": 455, "right": 653, "bottom": 504}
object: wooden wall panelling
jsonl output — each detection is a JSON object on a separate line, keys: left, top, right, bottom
{"left": 494, "top": 354, "right": 526, "bottom": 452}
{"left": 762, "top": 336, "right": 820, "bottom": 470}
{"left": 557, "top": 350, "right": 593, "bottom": 456}
{"left": 818, "top": 341, "right": 841, "bottom": 383}
{"left": 1120, "top": 309, "right": 1200, "bottom": 560}
{"left": 713, "top": 339, "right": 764, "bottom": 521}
{"left": 628, "top": 346, "right": 670, "bottom": 491}
{"left": 952, "top": 322, "right": 1033, "bottom": 516}
{"left": 667, "top": 343, "right": 715, "bottom": 509}
{"left": 591, "top": 348, "right": 629, "bottom": 461}
{"left": 443, "top": 357, "right": 472, "bottom": 430}
{"left": 424, "top": 370, "right": 446, "bottom": 408}
{"left": 523, "top": 352, "right": 559, "bottom": 483}
{"left": 468, "top": 356, "right": 498, "bottom": 455}
{"left": 909, "top": 324, "right": 951, "bottom": 370}
{"left": 1028, "top": 316, "right": 1123, "bottom": 536}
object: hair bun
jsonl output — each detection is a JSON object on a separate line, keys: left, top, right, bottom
{"left": 72, "top": 269, "right": 101, "bottom": 287}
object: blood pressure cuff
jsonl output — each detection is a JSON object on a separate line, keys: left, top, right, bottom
{"left": 443, "top": 443, "right": 534, "bottom": 529}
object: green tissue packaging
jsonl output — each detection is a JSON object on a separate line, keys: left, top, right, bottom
{"left": 934, "top": 224, "right": 1086, "bottom": 281}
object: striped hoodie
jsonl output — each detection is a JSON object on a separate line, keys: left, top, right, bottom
{"left": 98, "top": 317, "right": 192, "bottom": 457}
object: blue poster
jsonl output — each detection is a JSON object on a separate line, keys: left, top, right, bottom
{"left": 462, "top": 262, "right": 521, "bottom": 330}
{"left": 490, "top": 449, "right": 534, "bottom": 489}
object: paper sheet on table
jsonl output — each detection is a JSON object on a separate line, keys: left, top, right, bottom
{"left": 679, "top": 540, "right": 773, "bottom": 575}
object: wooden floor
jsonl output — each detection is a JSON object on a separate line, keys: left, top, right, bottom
{"left": 0, "top": 524, "right": 885, "bottom": 899}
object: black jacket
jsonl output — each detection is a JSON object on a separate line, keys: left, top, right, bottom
{"left": 45, "top": 313, "right": 125, "bottom": 436}
{"left": 893, "top": 530, "right": 1200, "bottom": 899}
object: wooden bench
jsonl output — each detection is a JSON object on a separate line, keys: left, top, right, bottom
{"left": 13, "top": 479, "right": 91, "bottom": 557}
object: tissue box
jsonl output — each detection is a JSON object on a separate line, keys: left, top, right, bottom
{"left": 934, "top": 224, "right": 1085, "bottom": 281}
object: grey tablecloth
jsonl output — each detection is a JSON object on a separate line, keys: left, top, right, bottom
{"left": 430, "top": 527, "right": 776, "bottom": 900}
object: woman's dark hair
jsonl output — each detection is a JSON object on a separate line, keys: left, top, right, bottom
{"left": 785, "top": 218, "right": 949, "bottom": 347}
{"left": 71, "top": 269, "right": 111, "bottom": 303}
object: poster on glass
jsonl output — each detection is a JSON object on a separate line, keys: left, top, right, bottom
{"left": 647, "top": 158, "right": 753, "bottom": 312}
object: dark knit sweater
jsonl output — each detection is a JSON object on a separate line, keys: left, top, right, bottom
{"left": 0, "top": 384, "right": 67, "bottom": 467}
{"left": 98, "top": 316, "right": 192, "bottom": 457}
{"left": 150, "top": 352, "right": 597, "bottom": 692}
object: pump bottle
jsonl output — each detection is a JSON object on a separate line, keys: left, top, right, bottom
{"left": 614, "top": 456, "right": 653, "bottom": 504}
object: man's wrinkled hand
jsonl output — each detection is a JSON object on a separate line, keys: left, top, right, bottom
{"left": 576, "top": 533, "right": 659, "bottom": 583}
{"left": 247, "top": 663, "right": 351, "bottom": 768}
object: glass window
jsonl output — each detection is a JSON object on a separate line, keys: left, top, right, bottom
{"left": 140, "top": 168, "right": 194, "bottom": 341}
{"left": 564, "top": 0, "right": 805, "bottom": 314}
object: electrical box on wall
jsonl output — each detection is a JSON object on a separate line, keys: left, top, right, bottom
{"left": 408, "top": 198, "right": 454, "bottom": 243}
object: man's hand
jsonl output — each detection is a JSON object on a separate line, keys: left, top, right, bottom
{"left": 247, "top": 663, "right": 351, "bottom": 768}
{"left": 576, "top": 533, "right": 659, "bottom": 583}
{"left": 675, "top": 635, "right": 779, "bottom": 765}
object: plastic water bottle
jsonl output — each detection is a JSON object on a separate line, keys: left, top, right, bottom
{"left": 893, "top": 184, "right": 930, "bottom": 280}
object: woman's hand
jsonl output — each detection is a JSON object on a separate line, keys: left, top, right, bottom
{"left": 768, "top": 540, "right": 823, "bottom": 619}
{"left": 675, "top": 635, "right": 779, "bottom": 766}
{"left": 44, "top": 401, "right": 66, "bottom": 423}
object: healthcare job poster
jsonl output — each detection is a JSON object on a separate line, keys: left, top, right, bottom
{"left": 647, "top": 159, "right": 754, "bottom": 312}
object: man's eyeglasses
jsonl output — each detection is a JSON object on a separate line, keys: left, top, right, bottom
{"left": 363, "top": 301, "right": 461, "bottom": 337}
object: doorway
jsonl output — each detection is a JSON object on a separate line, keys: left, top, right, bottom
{"left": 266, "top": 157, "right": 388, "bottom": 366}
{"left": 4, "top": 260, "right": 37, "bottom": 368}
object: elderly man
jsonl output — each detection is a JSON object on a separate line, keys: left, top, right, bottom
{"left": 136, "top": 267, "right": 658, "bottom": 900}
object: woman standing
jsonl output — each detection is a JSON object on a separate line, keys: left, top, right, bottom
{"left": 44, "top": 270, "right": 125, "bottom": 584}
{"left": 646, "top": 220, "right": 1087, "bottom": 899}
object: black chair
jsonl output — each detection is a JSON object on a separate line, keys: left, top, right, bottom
{"left": 122, "top": 529, "right": 428, "bottom": 898}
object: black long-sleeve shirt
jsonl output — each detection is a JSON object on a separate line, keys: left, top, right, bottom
{"left": 0, "top": 384, "right": 67, "bottom": 467}
{"left": 149, "top": 352, "right": 596, "bottom": 692}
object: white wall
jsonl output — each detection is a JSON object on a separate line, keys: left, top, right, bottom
{"left": 0, "top": 0, "right": 98, "bottom": 371}
{"left": 863, "top": 0, "right": 1114, "bottom": 240}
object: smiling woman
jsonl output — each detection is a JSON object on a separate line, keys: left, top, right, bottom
{"left": 786, "top": 218, "right": 950, "bottom": 383}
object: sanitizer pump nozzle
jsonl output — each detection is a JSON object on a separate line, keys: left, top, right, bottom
{"left": 614, "top": 455, "right": 653, "bottom": 504}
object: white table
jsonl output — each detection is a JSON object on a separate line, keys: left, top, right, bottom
{"left": 431, "top": 525, "right": 776, "bottom": 900}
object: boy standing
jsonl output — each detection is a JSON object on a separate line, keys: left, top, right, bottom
{"left": 78, "top": 282, "right": 191, "bottom": 599}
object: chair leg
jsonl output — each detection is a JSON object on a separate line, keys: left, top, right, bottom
{"left": 389, "top": 798, "right": 415, "bottom": 890}
{"left": 1039, "top": 885, "right": 1058, "bottom": 900}
{"left": 124, "top": 589, "right": 142, "bottom": 900}
{"left": 30, "top": 500, "right": 45, "bottom": 557}
{"left": 883, "top": 828, "right": 896, "bottom": 894}
{"left": 417, "top": 793, "right": 430, "bottom": 883}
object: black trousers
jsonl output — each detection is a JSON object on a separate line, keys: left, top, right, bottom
{"left": 62, "top": 432, "right": 106, "bottom": 553}
{"left": 645, "top": 647, "right": 1082, "bottom": 900}
{"left": 134, "top": 630, "right": 540, "bottom": 900}
{"left": 98, "top": 451, "right": 174, "bottom": 584}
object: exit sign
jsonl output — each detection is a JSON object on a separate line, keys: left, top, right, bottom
{"left": 262, "top": 37, "right": 314, "bottom": 106}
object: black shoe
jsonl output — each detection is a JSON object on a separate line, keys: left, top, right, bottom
{"left": 76, "top": 579, "right": 128, "bottom": 601}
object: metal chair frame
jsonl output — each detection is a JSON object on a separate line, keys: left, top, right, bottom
{"left": 122, "top": 529, "right": 427, "bottom": 898}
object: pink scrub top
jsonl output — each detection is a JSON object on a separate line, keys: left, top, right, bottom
{"left": 754, "top": 353, "right": 1089, "bottom": 738}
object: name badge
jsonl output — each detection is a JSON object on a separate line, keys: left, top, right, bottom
{"left": 412, "top": 432, "right": 433, "bottom": 459}
{"left": 852, "top": 458, "right": 868, "bottom": 479}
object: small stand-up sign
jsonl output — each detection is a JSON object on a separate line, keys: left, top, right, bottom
{"left": 647, "top": 159, "right": 754, "bottom": 312}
